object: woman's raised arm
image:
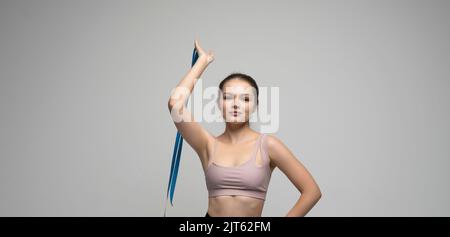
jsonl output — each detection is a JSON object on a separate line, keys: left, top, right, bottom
{"left": 167, "top": 40, "right": 215, "bottom": 161}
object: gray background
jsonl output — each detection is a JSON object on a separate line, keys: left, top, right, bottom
{"left": 1, "top": 0, "right": 449, "bottom": 216}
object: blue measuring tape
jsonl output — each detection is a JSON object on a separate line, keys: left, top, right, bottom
{"left": 164, "top": 47, "right": 199, "bottom": 217}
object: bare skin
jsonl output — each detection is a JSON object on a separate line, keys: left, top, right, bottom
{"left": 168, "top": 39, "right": 322, "bottom": 217}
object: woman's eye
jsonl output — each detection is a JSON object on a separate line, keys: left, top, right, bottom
{"left": 244, "top": 97, "right": 249, "bottom": 102}
{"left": 223, "top": 95, "right": 231, "bottom": 100}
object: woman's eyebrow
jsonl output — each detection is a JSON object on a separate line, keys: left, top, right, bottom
{"left": 223, "top": 92, "right": 250, "bottom": 96}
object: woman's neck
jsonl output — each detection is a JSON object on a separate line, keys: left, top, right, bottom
{"left": 223, "top": 122, "right": 259, "bottom": 144}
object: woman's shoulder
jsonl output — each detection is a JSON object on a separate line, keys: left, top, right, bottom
{"left": 261, "top": 132, "right": 277, "bottom": 142}
{"left": 260, "top": 133, "right": 283, "bottom": 169}
{"left": 261, "top": 133, "right": 286, "bottom": 151}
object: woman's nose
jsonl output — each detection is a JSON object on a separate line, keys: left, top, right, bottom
{"left": 234, "top": 96, "right": 242, "bottom": 105}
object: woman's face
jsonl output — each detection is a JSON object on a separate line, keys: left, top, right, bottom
{"left": 218, "top": 79, "right": 257, "bottom": 124}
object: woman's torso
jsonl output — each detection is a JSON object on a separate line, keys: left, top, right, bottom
{"left": 201, "top": 132, "right": 275, "bottom": 217}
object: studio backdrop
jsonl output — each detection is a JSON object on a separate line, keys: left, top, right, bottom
{"left": 0, "top": 0, "right": 449, "bottom": 216}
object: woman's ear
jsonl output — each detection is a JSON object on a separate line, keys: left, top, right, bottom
{"left": 249, "top": 106, "right": 258, "bottom": 123}
{"left": 216, "top": 90, "right": 222, "bottom": 107}
{"left": 250, "top": 102, "right": 258, "bottom": 114}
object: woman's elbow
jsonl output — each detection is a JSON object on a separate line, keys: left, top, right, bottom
{"left": 313, "top": 186, "right": 322, "bottom": 198}
{"left": 303, "top": 188, "right": 322, "bottom": 200}
{"left": 316, "top": 191, "right": 322, "bottom": 200}
{"left": 314, "top": 188, "right": 322, "bottom": 200}
{"left": 168, "top": 98, "right": 181, "bottom": 112}
{"left": 168, "top": 99, "right": 175, "bottom": 111}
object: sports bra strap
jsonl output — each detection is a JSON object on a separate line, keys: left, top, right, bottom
{"left": 250, "top": 134, "right": 264, "bottom": 159}
{"left": 207, "top": 138, "right": 218, "bottom": 167}
{"left": 260, "top": 134, "right": 269, "bottom": 163}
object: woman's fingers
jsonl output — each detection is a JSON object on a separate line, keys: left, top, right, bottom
{"left": 194, "top": 39, "right": 214, "bottom": 63}
{"left": 194, "top": 39, "right": 206, "bottom": 55}
{"left": 208, "top": 49, "right": 215, "bottom": 60}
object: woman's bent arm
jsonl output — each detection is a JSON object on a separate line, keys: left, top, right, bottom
{"left": 266, "top": 135, "right": 322, "bottom": 217}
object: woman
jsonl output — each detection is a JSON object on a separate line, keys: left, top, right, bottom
{"left": 167, "top": 40, "right": 322, "bottom": 217}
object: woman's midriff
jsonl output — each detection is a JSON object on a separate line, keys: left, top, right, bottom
{"left": 207, "top": 195, "right": 265, "bottom": 217}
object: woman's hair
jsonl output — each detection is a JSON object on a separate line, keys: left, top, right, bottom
{"left": 218, "top": 72, "right": 259, "bottom": 105}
